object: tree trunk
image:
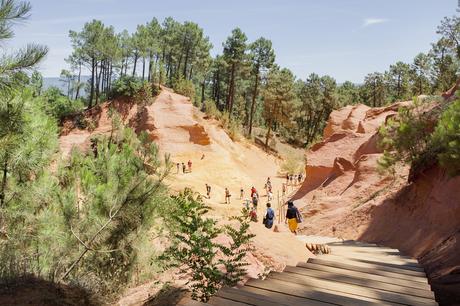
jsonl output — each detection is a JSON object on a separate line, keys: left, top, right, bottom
{"left": 201, "top": 78, "right": 206, "bottom": 105}
{"left": 147, "top": 52, "right": 153, "bottom": 82}
{"left": 132, "top": 52, "right": 138, "bottom": 77}
{"left": 142, "top": 57, "right": 146, "bottom": 81}
{"left": 75, "top": 62, "right": 82, "bottom": 100}
{"left": 95, "top": 62, "right": 103, "bottom": 105}
{"left": 89, "top": 57, "right": 95, "bottom": 108}
{"left": 226, "top": 63, "right": 236, "bottom": 115}
{"left": 265, "top": 119, "right": 272, "bottom": 150}
{"left": 0, "top": 158, "right": 8, "bottom": 207}
{"left": 248, "top": 69, "right": 259, "bottom": 136}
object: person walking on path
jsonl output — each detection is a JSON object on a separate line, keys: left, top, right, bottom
{"left": 250, "top": 186, "right": 257, "bottom": 198}
{"left": 263, "top": 203, "right": 275, "bottom": 229}
{"left": 285, "top": 200, "right": 301, "bottom": 235}
{"left": 205, "top": 184, "right": 211, "bottom": 199}
{"left": 176, "top": 163, "right": 180, "bottom": 174}
{"left": 267, "top": 190, "right": 273, "bottom": 201}
{"left": 188, "top": 160, "right": 192, "bottom": 173}
{"left": 225, "top": 188, "right": 231, "bottom": 204}
{"left": 252, "top": 192, "right": 259, "bottom": 210}
{"left": 240, "top": 187, "right": 244, "bottom": 199}
{"left": 182, "top": 163, "right": 186, "bottom": 174}
{"left": 282, "top": 183, "right": 286, "bottom": 196}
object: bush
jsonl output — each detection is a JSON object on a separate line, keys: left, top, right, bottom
{"left": 281, "top": 153, "right": 305, "bottom": 175}
{"left": 110, "top": 76, "right": 144, "bottom": 98}
{"left": 219, "top": 112, "right": 241, "bottom": 141}
{"left": 40, "top": 86, "right": 85, "bottom": 119}
{"left": 203, "top": 99, "right": 222, "bottom": 120}
{"left": 433, "top": 99, "right": 460, "bottom": 176}
{"left": 160, "top": 190, "right": 253, "bottom": 302}
{"left": 378, "top": 99, "right": 432, "bottom": 172}
{"left": 173, "top": 76, "right": 195, "bottom": 103}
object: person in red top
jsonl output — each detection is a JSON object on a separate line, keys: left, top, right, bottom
{"left": 187, "top": 160, "right": 192, "bottom": 172}
{"left": 250, "top": 186, "right": 256, "bottom": 198}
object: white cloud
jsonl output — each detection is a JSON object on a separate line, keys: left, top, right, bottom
{"left": 362, "top": 18, "right": 389, "bottom": 27}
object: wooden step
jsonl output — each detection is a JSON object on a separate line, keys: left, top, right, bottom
{"left": 327, "top": 244, "right": 409, "bottom": 258}
{"left": 177, "top": 298, "right": 208, "bottom": 306}
{"left": 310, "top": 255, "right": 426, "bottom": 277}
{"left": 328, "top": 248, "right": 420, "bottom": 266}
{"left": 297, "top": 262, "right": 432, "bottom": 291}
{"left": 235, "top": 286, "right": 334, "bottom": 306}
{"left": 285, "top": 265, "right": 434, "bottom": 299}
{"left": 216, "top": 287, "right": 282, "bottom": 306}
{"left": 245, "top": 277, "right": 395, "bottom": 305}
{"left": 328, "top": 241, "right": 400, "bottom": 252}
{"left": 208, "top": 296, "right": 251, "bottom": 306}
{"left": 318, "top": 254, "right": 425, "bottom": 273}
{"left": 308, "top": 258, "right": 428, "bottom": 284}
{"left": 269, "top": 271, "right": 437, "bottom": 306}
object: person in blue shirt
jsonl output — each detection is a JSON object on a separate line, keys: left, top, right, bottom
{"left": 263, "top": 203, "right": 275, "bottom": 229}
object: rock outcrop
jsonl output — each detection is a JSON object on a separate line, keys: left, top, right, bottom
{"left": 295, "top": 100, "right": 460, "bottom": 305}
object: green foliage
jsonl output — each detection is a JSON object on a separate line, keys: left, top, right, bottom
{"left": 173, "top": 75, "right": 195, "bottom": 102}
{"left": 39, "top": 86, "right": 85, "bottom": 119}
{"left": 219, "top": 210, "right": 255, "bottom": 286}
{"left": 378, "top": 99, "right": 432, "bottom": 172}
{"left": 203, "top": 99, "right": 222, "bottom": 119}
{"left": 433, "top": 99, "right": 460, "bottom": 176}
{"left": 281, "top": 153, "right": 305, "bottom": 175}
{"left": 111, "top": 76, "right": 144, "bottom": 98}
{"left": 0, "top": 1, "right": 48, "bottom": 92}
{"left": 160, "top": 189, "right": 222, "bottom": 302}
{"left": 0, "top": 101, "right": 172, "bottom": 298}
{"left": 160, "top": 191, "right": 254, "bottom": 302}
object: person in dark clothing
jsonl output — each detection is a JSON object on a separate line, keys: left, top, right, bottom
{"left": 263, "top": 203, "right": 275, "bottom": 229}
{"left": 286, "top": 200, "right": 300, "bottom": 234}
{"left": 182, "top": 163, "right": 186, "bottom": 174}
{"left": 205, "top": 184, "right": 211, "bottom": 198}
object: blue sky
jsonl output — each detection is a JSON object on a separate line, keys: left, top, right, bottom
{"left": 13, "top": 0, "right": 458, "bottom": 82}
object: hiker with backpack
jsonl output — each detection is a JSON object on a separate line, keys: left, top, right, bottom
{"left": 263, "top": 203, "right": 275, "bottom": 229}
{"left": 285, "top": 200, "right": 302, "bottom": 235}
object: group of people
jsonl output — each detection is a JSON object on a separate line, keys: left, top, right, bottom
{"left": 205, "top": 176, "right": 303, "bottom": 235}
{"left": 261, "top": 200, "right": 301, "bottom": 234}
{"left": 176, "top": 160, "right": 193, "bottom": 174}
{"left": 286, "top": 173, "right": 304, "bottom": 186}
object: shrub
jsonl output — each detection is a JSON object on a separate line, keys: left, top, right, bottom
{"left": 40, "top": 86, "right": 85, "bottom": 119}
{"left": 173, "top": 76, "right": 195, "bottom": 102}
{"left": 219, "top": 112, "right": 241, "bottom": 141}
{"left": 203, "top": 99, "right": 222, "bottom": 120}
{"left": 433, "top": 99, "right": 460, "bottom": 176}
{"left": 281, "top": 153, "right": 305, "bottom": 174}
{"left": 110, "top": 76, "right": 143, "bottom": 98}
{"left": 160, "top": 190, "right": 253, "bottom": 302}
{"left": 378, "top": 99, "right": 432, "bottom": 172}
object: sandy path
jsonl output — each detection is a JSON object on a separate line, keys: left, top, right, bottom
{"left": 150, "top": 89, "right": 291, "bottom": 219}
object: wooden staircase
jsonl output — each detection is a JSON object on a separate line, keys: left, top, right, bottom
{"left": 178, "top": 240, "right": 438, "bottom": 306}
